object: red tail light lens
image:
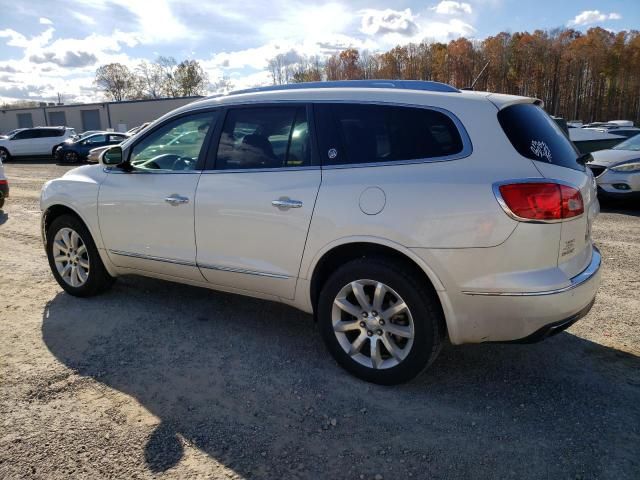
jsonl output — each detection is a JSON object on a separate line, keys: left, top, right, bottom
{"left": 497, "top": 182, "right": 584, "bottom": 221}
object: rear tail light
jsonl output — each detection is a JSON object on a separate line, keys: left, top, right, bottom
{"left": 495, "top": 182, "right": 584, "bottom": 221}
{"left": 0, "top": 179, "right": 7, "bottom": 185}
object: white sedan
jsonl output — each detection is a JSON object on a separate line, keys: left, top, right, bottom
{"left": 587, "top": 134, "right": 640, "bottom": 200}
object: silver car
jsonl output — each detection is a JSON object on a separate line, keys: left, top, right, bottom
{"left": 40, "top": 81, "right": 601, "bottom": 384}
{"left": 587, "top": 134, "right": 640, "bottom": 200}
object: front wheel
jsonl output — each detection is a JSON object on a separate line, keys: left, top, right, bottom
{"left": 63, "top": 151, "right": 80, "bottom": 164}
{"left": 318, "top": 257, "right": 444, "bottom": 385}
{"left": 46, "top": 214, "right": 115, "bottom": 296}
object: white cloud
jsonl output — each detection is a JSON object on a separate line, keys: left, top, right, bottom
{"left": 361, "top": 8, "right": 420, "bottom": 36}
{"left": 568, "top": 10, "right": 622, "bottom": 26}
{"left": 39, "top": 17, "right": 53, "bottom": 25}
{"left": 432, "top": 1, "right": 472, "bottom": 16}
{"left": 71, "top": 12, "right": 97, "bottom": 26}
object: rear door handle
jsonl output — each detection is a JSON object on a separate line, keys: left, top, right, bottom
{"left": 272, "top": 197, "right": 303, "bottom": 210}
{"left": 164, "top": 194, "right": 189, "bottom": 206}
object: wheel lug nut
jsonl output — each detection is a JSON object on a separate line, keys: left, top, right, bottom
{"left": 366, "top": 330, "right": 373, "bottom": 337}
{"left": 362, "top": 312, "right": 368, "bottom": 318}
{"left": 376, "top": 329, "right": 383, "bottom": 336}
{"left": 379, "top": 319, "right": 385, "bottom": 325}
{"left": 372, "top": 311, "right": 378, "bottom": 317}
{"left": 359, "top": 321, "right": 366, "bottom": 328}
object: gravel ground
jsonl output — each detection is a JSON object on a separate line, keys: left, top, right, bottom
{"left": 1, "top": 161, "right": 639, "bottom": 479}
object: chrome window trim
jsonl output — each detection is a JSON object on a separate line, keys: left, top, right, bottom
{"left": 462, "top": 246, "right": 601, "bottom": 296}
{"left": 492, "top": 178, "right": 586, "bottom": 224}
{"left": 109, "top": 250, "right": 290, "bottom": 279}
{"left": 200, "top": 166, "right": 319, "bottom": 174}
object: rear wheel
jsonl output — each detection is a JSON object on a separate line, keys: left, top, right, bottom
{"left": 0, "top": 148, "right": 10, "bottom": 163}
{"left": 46, "top": 214, "right": 115, "bottom": 296}
{"left": 317, "top": 257, "right": 444, "bottom": 385}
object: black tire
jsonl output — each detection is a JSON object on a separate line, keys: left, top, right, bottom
{"left": 0, "top": 147, "right": 10, "bottom": 163}
{"left": 0, "top": 193, "right": 4, "bottom": 209}
{"left": 317, "top": 257, "right": 444, "bottom": 385}
{"left": 64, "top": 151, "right": 80, "bottom": 164}
{"left": 46, "top": 214, "right": 115, "bottom": 297}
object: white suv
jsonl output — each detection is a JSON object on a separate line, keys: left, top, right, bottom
{"left": 40, "top": 81, "right": 601, "bottom": 384}
{"left": 0, "top": 127, "right": 76, "bottom": 161}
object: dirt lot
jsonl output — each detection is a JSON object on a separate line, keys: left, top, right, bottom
{"left": 1, "top": 161, "right": 639, "bottom": 479}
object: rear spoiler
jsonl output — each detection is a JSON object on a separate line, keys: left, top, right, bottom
{"left": 486, "top": 93, "right": 543, "bottom": 110}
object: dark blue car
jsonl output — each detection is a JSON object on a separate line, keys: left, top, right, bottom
{"left": 55, "top": 132, "right": 129, "bottom": 163}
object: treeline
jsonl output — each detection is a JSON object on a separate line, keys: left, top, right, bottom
{"left": 271, "top": 27, "right": 640, "bottom": 123}
{"left": 94, "top": 57, "right": 210, "bottom": 101}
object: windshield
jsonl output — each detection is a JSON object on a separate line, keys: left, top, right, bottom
{"left": 612, "top": 133, "right": 640, "bottom": 151}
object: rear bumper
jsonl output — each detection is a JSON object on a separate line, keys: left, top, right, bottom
{"left": 441, "top": 246, "right": 601, "bottom": 344}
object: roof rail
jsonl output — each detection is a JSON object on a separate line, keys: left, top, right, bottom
{"left": 223, "top": 80, "right": 460, "bottom": 97}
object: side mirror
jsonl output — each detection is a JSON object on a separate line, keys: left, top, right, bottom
{"left": 101, "top": 146, "right": 123, "bottom": 165}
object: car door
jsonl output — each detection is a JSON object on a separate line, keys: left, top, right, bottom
{"left": 9, "top": 129, "right": 36, "bottom": 155}
{"left": 195, "top": 104, "right": 321, "bottom": 299}
{"left": 98, "top": 110, "right": 219, "bottom": 281}
{"left": 34, "top": 129, "right": 57, "bottom": 155}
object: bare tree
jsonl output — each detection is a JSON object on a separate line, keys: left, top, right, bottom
{"left": 137, "top": 60, "right": 164, "bottom": 98}
{"left": 211, "top": 75, "right": 235, "bottom": 94}
{"left": 95, "top": 63, "right": 137, "bottom": 101}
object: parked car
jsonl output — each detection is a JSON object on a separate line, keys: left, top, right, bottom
{"left": 40, "top": 80, "right": 601, "bottom": 384}
{"left": 587, "top": 133, "right": 640, "bottom": 200}
{"left": 55, "top": 132, "right": 129, "bottom": 163}
{"left": 569, "top": 127, "right": 625, "bottom": 154}
{"left": 0, "top": 157, "right": 8, "bottom": 209}
{"left": 0, "top": 127, "right": 76, "bottom": 161}
{"left": 0, "top": 128, "right": 26, "bottom": 139}
{"left": 585, "top": 126, "right": 640, "bottom": 139}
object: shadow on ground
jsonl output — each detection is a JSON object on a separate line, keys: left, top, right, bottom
{"left": 42, "top": 276, "right": 640, "bottom": 479}
{"left": 0, "top": 211, "right": 7, "bottom": 225}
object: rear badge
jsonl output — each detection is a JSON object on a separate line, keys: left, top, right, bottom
{"left": 328, "top": 148, "right": 337, "bottom": 159}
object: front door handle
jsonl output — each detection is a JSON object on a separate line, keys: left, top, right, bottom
{"left": 272, "top": 197, "right": 303, "bottom": 210}
{"left": 164, "top": 194, "right": 189, "bottom": 206}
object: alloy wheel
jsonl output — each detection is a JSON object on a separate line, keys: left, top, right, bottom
{"left": 52, "top": 227, "right": 90, "bottom": 287}
{"left": 331, "top": 279, "right": 415, "bottom": 370}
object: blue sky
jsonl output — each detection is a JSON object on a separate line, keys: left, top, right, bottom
{"left": 0, "top": 0, "right": 638, "bottom": 103}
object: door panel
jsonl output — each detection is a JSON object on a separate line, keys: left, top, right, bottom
{"left": 195, "top": 169, "right": 321, "bottom": 298}
{"left": 195, "top": 104, "right": 320, "bottom": 299}
{"left": 97, "top": 110, "right": 219, "bottom": 281}
{"left": 98, "top": 171, "right": 204, "bottom": 281}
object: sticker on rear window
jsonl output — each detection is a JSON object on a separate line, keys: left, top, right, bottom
{"left": 530, "top": 140, "right": 552, "bottom": 162}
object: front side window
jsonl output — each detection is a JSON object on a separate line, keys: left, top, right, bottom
{"left": 13, "top": 129, "right": 36, "bottom": 140}
{"left": 216, "top": 106, "right": 311, "bottom": 170}
{"left": 317, "top": 103, "right": 464, "bottom": 166}
{"left": 108, "top": 134, "right": 126, "bottom": 143}
{"left": 129, "top": 111, "right": 217, "bottom": 171}
{"left": 85, "top": 135, "right": 107, "bottom": 144}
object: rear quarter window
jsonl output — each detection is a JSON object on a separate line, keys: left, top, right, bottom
{"left": 498, "top": 103, "right": 584, "bottom": 171}
{"left": 316, "top": 103, "right": 465, "bottom": 166}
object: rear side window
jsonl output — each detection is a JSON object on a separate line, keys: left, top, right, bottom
{"left": 317, "top": 103, "right": 464, "bottom": 166}
{"left": 216, "top": 106, "right": 311, "bottom": 170}
{"left": 498, "top": 104, "right": 584, "bottom": 171}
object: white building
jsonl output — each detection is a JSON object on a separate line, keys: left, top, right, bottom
{"left": 0, "top": 96, "right": 203, "bottom": 134}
